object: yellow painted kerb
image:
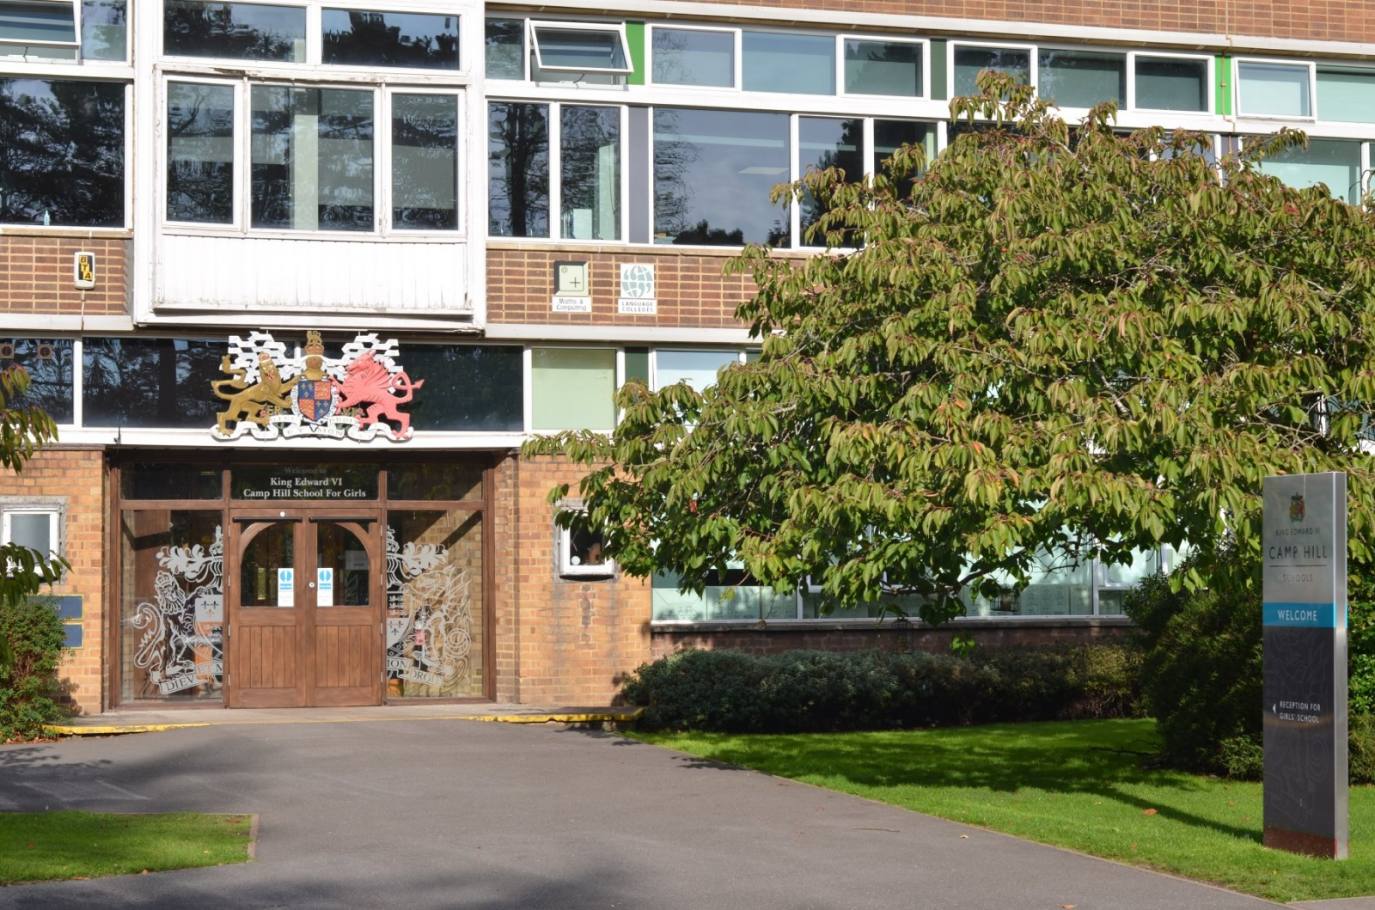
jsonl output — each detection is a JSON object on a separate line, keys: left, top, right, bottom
{"left": 47, "top": 722, "right": 213, "bottom": 736}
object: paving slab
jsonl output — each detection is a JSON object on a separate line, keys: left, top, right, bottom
{"left": 0, "top": 720, "right": 1283, "bottom": 909}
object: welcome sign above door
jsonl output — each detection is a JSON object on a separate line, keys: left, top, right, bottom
{"left": 211, "top": 331, "right": 424, "bottom": 442}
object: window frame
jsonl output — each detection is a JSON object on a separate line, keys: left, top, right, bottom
{"left": 158, "top": 74, "right": 467, "bottom": 239}
{"left": 645, "top": 21, "right": 739, "bottom": 92}
{"left": 649, "top": 347, "right": 747, "bottom": 392}
{"left": 319, "top": 5, "right": 462, "bottom": 72}
{"left": 557, "top": 513, "right": 615, "bottom": 578}
{"left": 1314, "top": 63, "right": 1375, "bottom": 127}
{"left": 1033, "top": 44, "right": 1129, "bottom": 111}
{"left": 739, "top": 25, "right": 838, "bottom": 97}
{"left": 0, "top": 0, "right": 80, "bottom": 52}
{"left": 525, "top": 345, "right": 622, "bottom": 434}
{"left": 0, "top": 506, "right": 62, "bottom": 558}
{"left": 1127, "top": 50, "right": 1213, "bottom": 114}
{"left": 527, "top": 18, "right": 631, "bottom": 76}
{"left": 837, "top": 33, "right": 930, "bottom": 101}
{"left": 160, "top": 0, "right": 311, "bottom": 66}
{"left": 947, "top": 39, "right": 1038, "bottom": 102}
{"left": 1234, "top": 56, "right": 1317, "bottom": 121}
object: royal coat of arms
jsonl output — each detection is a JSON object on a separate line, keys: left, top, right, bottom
{"left": 212, "top": 331, "right": 424, "bottom": 442}
{"left": 1290, "top": 493, "right": 1306, "bottom": 524}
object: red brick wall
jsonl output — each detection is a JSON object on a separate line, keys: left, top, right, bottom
{"left": 651, "top": 620, "right": 1132, "bottom": 659}
{"left": 504, "top": 455, "right": 652, "bottom": 705}
{"left": 0, "top": 448, "right": 106, "bottom": 715}
{"left": 0, "top": 234, "right": 129, "bottom": 317}
{"left": 487, "top": 245, "right": 756, "bottom": 329}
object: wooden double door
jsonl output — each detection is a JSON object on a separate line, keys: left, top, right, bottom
{"left": 226, "top": 508, "right": 383, "bottom": 707}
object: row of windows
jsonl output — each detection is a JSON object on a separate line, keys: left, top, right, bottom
{"left": 0, "top": 336, "right": 748, "bottom": 433}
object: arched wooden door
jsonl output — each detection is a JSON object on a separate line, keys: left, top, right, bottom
{"left": 226, "top": 511, "right": 383, "bottom": 707}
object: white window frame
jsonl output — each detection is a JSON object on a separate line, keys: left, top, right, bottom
{"left": 0, "top": 0, "right": 80, "bottom": 52}
{"left": 649, "top": 348, "right": 746, "bottom": 392}
{"left": 528, "top": 345, "right": 620, "bottom": 434}
{"left": 483, "top": 12, "right": 527, "bottom": 82}
{"left": 1234, "top": 56, "right": 1317, "bottom": 121}
{"left": 161, "top": 0, "right": 311, "bottom": 67}
{"left": 1, "top": 507, "right": 61, "bottom": 558}
{"left": 645, "top": 22, "right": 738, "bottom": 92}
{"left": 319, "top": 5, "right": 463, "bottom": 73}
{"left": 1313, "top": 63, "right": 1375, "bottom": 128}
{"left": 947, "top": 39, "right": 1038, "bottom": 103}
{"left": 528, "top": 19, "right": 630, "bottom": 76}
{"left": 558, "top": 515, "right": 616, "bottom": 578}
{"left": 1127, "top": 50, "right": 1213, "bottom": 114}
{"left": 739, "top": 25, "right": 837, "bottom": 97}
{"left": 837, "top": 33, "right": 930, "bottom": 101}
{"left": 158, "top": 74, "right": 466, "bottom": 240}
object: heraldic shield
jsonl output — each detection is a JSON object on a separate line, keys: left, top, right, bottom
{"left": 293, "top": 379, "right": 337, "bottom": 424}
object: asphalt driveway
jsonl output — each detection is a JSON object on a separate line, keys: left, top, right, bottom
{"left": 0, "top": 719, "right": 1279, "bottom": 909}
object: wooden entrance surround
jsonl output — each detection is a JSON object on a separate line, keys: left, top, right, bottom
{"left": 109, "top": 454, "right": 495, "bottom": 709}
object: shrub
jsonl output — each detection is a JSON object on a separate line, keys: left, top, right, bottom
{"left": 1350, "top": 714, "right": 1375, "bottom": 785}
{"left": 622, "top": 645, "right": 1140, "bottom": 733}
{"left": 0, "top": 595, "right": 67, "bottom": 741}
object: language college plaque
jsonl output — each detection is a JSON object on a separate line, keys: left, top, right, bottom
{"left": 1262, "top": 472, "right": 1348, "bottom": 859}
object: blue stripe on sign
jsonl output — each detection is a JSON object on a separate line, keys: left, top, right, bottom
{"left": 1263, "top": 602, "right": 1340, "bottom": 628}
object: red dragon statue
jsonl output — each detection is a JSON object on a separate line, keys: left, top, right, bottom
{"left": 336, "top": 351, "right": 425, "bottom": 438}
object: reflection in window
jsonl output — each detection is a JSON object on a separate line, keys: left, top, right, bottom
{"left": 484, "top": 17, "right": 524, "bottom": 79}
{"left": 121, "top": 464, "right": 223, "bottom": 501}
{"left": 251, "top": 86, "right": 375, "bottom": 231}
{"left": 164, "top": 0, "right": 307, "bottom": 62}
{"left": 167, "top": 81, "right": 235, "bottom": 224}
{"left": 652, "top": 27, "right": 733, "bottom": 87}
{"left": 652, "top": 569, "right": 796, "bottom": 621}
{"left": 953, "top": 46, "right": 1030, "bottom": 97}
{"left": 0, "top": 79, "right": 124, "bottom": 227}
{"left": 120, "top": 510, "right": 224, "bottom": 701}
{"left": 531, "top": 348, "right": 615, "bottom": 432}
{"left": 844, "top": 39, "right": 922, "bottom": 96}
{"left": 530, "top": 23, "right": 629, "bottom": 73}
{"left": 83, "top": 338, "right": 223, "bottom": 428}
{"left": 561, "top": 105, "right": 619, "bottom": 241}
{"left": 653, "top": 108, "right": 790, "bottom": 246}
{"left": 1237, "top": 61, "right": 1312, "bottom": 118}
{"left": 240, "top": 522, "right": 294, "bottom": 607}
{"left": 392, "top": 93, "right": 458, "bottom": 230}
{"left": 799, "top": 116, "right": 863, "bottom": 243}
{"left": 1256, "top": 138, "right": 1363, "bottom": 205}
{"left": 388, "top": 463, "right": 483, "bottom": 501}
{"left": 81, "top": 0, "right": 127, "bottom": 61}
{"left": 0, "top": 2, "right": 75, "bottom": 44}
{"left": 1038, "top": 50, "right": 1126, "bottom": 108}
{"left": 488, "top": 101, "right": 548, "bottom": 237}
{"left": 1097, "top": 549, "right": 1160, "bottom": 615}
{"left": 401, "top": 345, "right": 524, "bottom": 432}
{"left": 873, "top": 120, "right": 934, "bottom": 199}
{"left": 963, "top": 551, "right": 1093, "bottom": 616}
{"left": 743, "top": 31, "right": 833, "bottom": 94}
{"left": 387, "top": 510, "right": 484, "bottom": 698}
{"left": 1317, "top": 68, "right": 1375, "bottom": 124}
{"left": 0, "top": 338, "right": 74, "bottom": 423}
{"left": 322, "top": 9, "right": 458, "bottom": 70}
{"left": 1135, "top": 57, "right": 1207, "bottom": 112}
{"left": 316, "top": 522, "right": 368, "bottom": 607}
{"left": 654, "top": 349, "right": 740, "bottom": 392}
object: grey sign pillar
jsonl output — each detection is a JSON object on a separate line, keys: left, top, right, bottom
{"left": 1262, "top": 472, "right": 1348, "bottom": 859}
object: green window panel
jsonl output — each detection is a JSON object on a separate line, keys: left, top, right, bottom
{"left": 1317, "top": 68, "right": 1375, "bottom": 124}
{"left": 531, "top": 348, "right": 616, "bottom": 431}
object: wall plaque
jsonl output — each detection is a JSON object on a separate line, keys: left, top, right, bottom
{"left": 1262, "top": 471, "right": 1348, "bottom": 859}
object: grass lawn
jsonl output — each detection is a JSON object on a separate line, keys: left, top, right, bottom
{"left": 0, "top": 811, "right": 253, "bottom": 884}
{"left": 635, "top": 718, "right": 1375, "bottom": 903}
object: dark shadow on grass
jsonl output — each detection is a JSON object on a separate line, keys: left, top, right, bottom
{"left": 644, "top": 720, "right": 1262, "bottom": 844}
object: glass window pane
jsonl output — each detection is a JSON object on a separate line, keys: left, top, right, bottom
{"left": 873, "top": 120, "right": 933, "bottom": 198}
{"left": 167, "top": 81, "right": 235, "bottom": 224}
{"left": 844, "top": 39, "right": 922, "bottom": 97}
{"left": 0, "top": 2, "right": 75, "bottom": 44}
{"left": 485, "top": 17, "right": 523, "bottom": 79}
{"left": 652, "top": 27, "right": 733, "bottom": 87}
{"left": 0, "top": 338, "right": 74, "bottom": 423}
{"left": 1256, "top": 138, "right": 1363, "bottom": 205}
{"left": 387, "top": 463, "right": 483, "bottom": 501}
{"left": 8, "top": 513, "right": 52, "bottom": 553}
{"left": 402, "top": 345, "right": 523, "bottom": 432}
{"left": 532, "top": 24, "right": 627, "bottom": 71}
{"left": 322, "top": 9, "right": 458, "bottom": 70}
{"left": 799, "top": 117, "right": 863, "bottom": 242}
{"left": 653, "top": 107, "right": 790, "bottom": 246}
{"left": 119, "top": 510, "right": 224, "bottom": 700}
{"left": 1038, "top": 50, "right": 1126, "bottom": 108}
{"left": 1318, "top": 68, "right": 1375, "bottom": 124}
{"left": 531, "top": 348, "right": 615, "bottom": 432}
{"left": 487, "top": 101, "right": 549, "bottom": 237}
{"left": 953, "top": 45, "right": 1030, "bottom": 97}
{"left": 391, "top": 93, "right": 457, "bottom": 231}
{"left": 654, "top": 349, "right": 739, "bottom": 392}
{"left": 0, "top": 79, "right": 124, "bottom": 228}
{"left": 1238, "top": 61, "right": 1311, "bottom": 117}
{"left": 963, "top": 552, "right": 1092, "bottom": 616}
{"left": 240, "top": 522, "right": 294, "bottom": 607}
{"left": 81, "top": 0, "right": 126, "bottom": 60}
{"left": 82, "top": 337, "right": 223, "bottom": 429}
{"left": 121, "top": 464, "right": 223, "bottom": 500}
{"left": 386, "top": 510, "right": 484, "bottom": 698}
{"left": 251, "top": 86, "right": 374, "bottom": 232}
{"left": 561, "top": 105, "right": 619, "bottom": 241}
{"left": 164, "top": 0, "right": 306, "bottom": 62}
{"left": 743, "top": 31, "right": 833, "bottom": 94}
{"left": 1135, "top": 56, "right": 1206, "bottom": 111}
{"left": 652, "top": 569, "right": 792, "bottom": 621}
{"left": 316, "top": 522, "right": 368, "bottom": 607}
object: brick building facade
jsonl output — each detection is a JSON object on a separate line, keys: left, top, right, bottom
{"left": 0, "top": 0, "right": 1361, "bottom": 712}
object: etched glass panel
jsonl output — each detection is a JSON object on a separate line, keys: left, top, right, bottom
{"left": 387, "top": 510, "right": 484, "bottom": 698}
{"left": 120, "top": 510, "right": 223, "bottom": 701}
{"left": 391, "top": 93, "right": 458, "bottom": 230}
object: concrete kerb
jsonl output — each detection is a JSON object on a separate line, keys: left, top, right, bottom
{"left": 46, "top": 707, "right": 643, "bottom": 737}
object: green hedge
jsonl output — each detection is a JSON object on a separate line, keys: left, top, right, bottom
{"left": 621, "top": 645, "right": 1142, "bottom": 733}
{"left": 0, "top": 595, "right": 67, "bottom": 741}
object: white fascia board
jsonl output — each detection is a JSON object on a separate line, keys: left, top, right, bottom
{"left": 133, "top": 311, "right": 485, "bottom": 334}
{"left": 485, "top": 323, "right": 758, "bottom": 344}
{"left": 0, "top": 314, "right": 135, "bottom": 333}
{"left": 495, "top": 0, "right": 1375, "bottom": 60}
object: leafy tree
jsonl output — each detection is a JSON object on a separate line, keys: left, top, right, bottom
{"left": 526, "top": 75, "right": 1375, "bottom": 626}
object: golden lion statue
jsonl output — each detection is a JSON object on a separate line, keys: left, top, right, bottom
{"left": 213, "top": 352, "right": 298, "bottom": 435}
